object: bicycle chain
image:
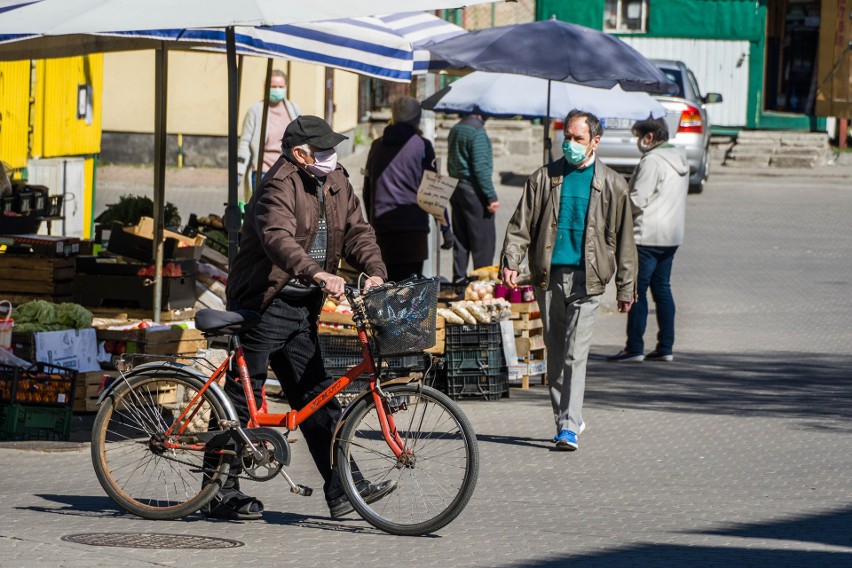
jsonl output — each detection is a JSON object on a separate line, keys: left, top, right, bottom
{"left": 149, "top": 445, "right": 282, "bottom": 483}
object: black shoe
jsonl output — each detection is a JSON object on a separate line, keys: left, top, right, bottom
{"left": 201, "top": 489, "right": 264, "bottom": 520}
{"left": 606, "top": 349, "right": 644, "bottom": 363}
{"left": 645, "top": 350, "right": 674, "bottom": 362}
{"left": 328, "top": 479, "right": 398, "bottom": 518}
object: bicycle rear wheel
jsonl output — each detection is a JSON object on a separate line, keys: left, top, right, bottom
{"left": 335, "top": 383, "right": 479, "bottom": 536}
{"left": 91, "top": 369, "right": 231, "bottom": 520}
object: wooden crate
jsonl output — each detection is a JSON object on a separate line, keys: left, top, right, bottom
{"left": 0, "top": 254, "right": 75, "bottom": 303}
{"left": 73, "top": 371, "right": 113, "bottom": 413}
{"left": 509, "top": 347, "right": 547, "bottom": 389}
{"left": 512, "top": 317, "right": 543, "bottom": 337}
{"left": 96, "top": 324, "right": 207, "bottom": 356}
{"left": 89, "top": 306, "right": 196, "bottom": 323}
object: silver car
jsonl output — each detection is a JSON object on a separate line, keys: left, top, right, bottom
{"left": 591, "top": 59, "right": 722, "bottom": 194}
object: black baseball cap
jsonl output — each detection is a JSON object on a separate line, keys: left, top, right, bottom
{"left": 282, "top": 115, "right": 348, "bottom": 151}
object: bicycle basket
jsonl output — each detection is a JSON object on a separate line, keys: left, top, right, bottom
{"left": 361, "top": 277, "right": 439, "bottom": 356}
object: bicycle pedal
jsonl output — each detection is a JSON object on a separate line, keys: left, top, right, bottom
{"left": 292, "top": 484, "right": 313, "bottom": 497}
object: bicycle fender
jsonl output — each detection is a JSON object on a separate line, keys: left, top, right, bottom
{"left": 329, "top": 377, "right": 420, "bottom": 467}
{"left": 95, "top": 361, "right": 240, "bottom": 423}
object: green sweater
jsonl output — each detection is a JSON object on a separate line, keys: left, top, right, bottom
{"left": 447, "top": 116, "right": 496, "bottom": 202}
{"left": 551, "top": 162, "right": 593, "bottom": 267}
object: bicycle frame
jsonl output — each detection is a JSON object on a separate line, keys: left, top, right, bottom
{"left": 163, "top": 320, "right": 409, "bottom": 459}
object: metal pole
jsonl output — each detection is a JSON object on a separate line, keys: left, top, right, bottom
{"left": 225, "top": 27, "right": 241, "bottom": 269}
{"left": 543, "top": 79, "right": 552, "bottom": 166}
{"left": 152, "top": 43, "right": 168, "bottom": 323}
{"left": 255, "top": 58, "right": 273, "bottom": 199}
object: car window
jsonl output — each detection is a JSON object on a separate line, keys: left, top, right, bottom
{"left": 686, "top": 69, "right": 703, "bottom": 100}
{"left": 656, "top": 67, "right": 684, "bottom": 98}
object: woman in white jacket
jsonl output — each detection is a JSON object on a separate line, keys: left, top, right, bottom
{"left": 609, "top": 117, "right": 688, "bottom": 363}
{"left": 237, "top": 70, "right": 301, "bottom": 199}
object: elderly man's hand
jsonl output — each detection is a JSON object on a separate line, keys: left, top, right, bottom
{"left": 617, "top": 300, "right": 633, "bottom": 313}
{"left": 314, "top": 271, "right": 345, "bottom": 300}
{"left": 501, "top": 266, "right": 518, "bottom": 288}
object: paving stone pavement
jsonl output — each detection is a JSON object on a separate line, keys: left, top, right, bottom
{"left": 3, "top": 157, "right": 849, "bottom": 567}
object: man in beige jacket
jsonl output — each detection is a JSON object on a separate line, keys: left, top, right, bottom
{"left": 501, "top": 110, "right": 636, "bottom": 451}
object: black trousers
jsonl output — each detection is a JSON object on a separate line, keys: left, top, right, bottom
{"left": 450, "top": 182, "right": 496, "bottom": 282}
{"left": 221, "top": 291, "right": 345, "bottom": 502}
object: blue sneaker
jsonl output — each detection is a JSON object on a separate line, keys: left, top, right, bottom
{"left": 551, "top": 421, "right": 585, "bottom": 443}
{"left": 554, "top": 430, "right": 578, "bottom": 451}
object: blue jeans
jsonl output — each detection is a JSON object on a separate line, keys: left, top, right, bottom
{"left": 626, "top": 245, "right": 678, "bottom": 356}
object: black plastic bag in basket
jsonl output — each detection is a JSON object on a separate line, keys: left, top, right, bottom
{"left": 361, "top": 278, "right": 439, "bottom": 356}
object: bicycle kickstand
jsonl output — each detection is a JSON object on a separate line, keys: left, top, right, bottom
{"left": 278, "top": 469, "right": 313, "bottom": 497}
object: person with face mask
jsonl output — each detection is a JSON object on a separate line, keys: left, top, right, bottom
{"left": 501, "top": 109, "right": 637, "bottom": 452}
{"left": 608, "top": 117, "right": 688, "bottom": 363}
{"left": 209, "top": 115, "right": 392, "bottom": 520}
{"left": 237, "top": 69, "right": 302, "bottom": 199}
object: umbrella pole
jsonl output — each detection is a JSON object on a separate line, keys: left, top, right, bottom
{"left": 225, "top": 27, "right": 240, "bottom": 269}
{"left": 152, "top": 43, "right": 168, "bottom": 323}
{"left": 543, "top": 79, "right": 552, "bottom": 166}
{"left": 255, "top": 58, "right": 273, "bottom": 201}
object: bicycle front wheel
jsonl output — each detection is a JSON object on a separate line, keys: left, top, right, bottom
{"left": 91, "top": 369, "right": 231, "bottom": 520}
{"left": 335, "top": 383, "right": 479, "bottom": 535}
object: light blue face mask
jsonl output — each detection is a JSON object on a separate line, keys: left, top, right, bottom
{"left": 562, "top": 139, "right": 589, "bottom": 165}
{"left": 269, "top": 87, "right": 287, "bottom": 103}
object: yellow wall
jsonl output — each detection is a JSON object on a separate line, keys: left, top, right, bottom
{"left": 1, "top": 55, "right": 102, "bottom": 170}
{"left": 0, "top": 60, "right": 31, "bottom": 170}
{"left": 102, "top": 51, "right": 359, "bottom": 135}
{"left": 333, "top": 69, "right": 359, "bottom": 133}
{"left": 32, "top": 55, "right": 103, "bottom": 159}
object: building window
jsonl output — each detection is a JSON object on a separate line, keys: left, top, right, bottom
{"left": 604, "top": 0, "right": 648, "bottom": 33}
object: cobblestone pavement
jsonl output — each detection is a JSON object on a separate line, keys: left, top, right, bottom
{"left": 3, "top": 158, "right": 849, "bottom": 567}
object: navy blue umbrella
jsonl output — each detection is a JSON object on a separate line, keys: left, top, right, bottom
{"left": 425, "top": 19, "right": 677, "bottom": 95}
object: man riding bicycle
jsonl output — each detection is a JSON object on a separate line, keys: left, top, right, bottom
{"left": 207, "top": 115, "right": 394, "bottom": 520}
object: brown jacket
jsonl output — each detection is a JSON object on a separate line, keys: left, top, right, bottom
{"left": 227, "top": 153, "right": 387, "bottom": 312}
{"left": 501, "top": 157, "right": 636, "bottom": 302}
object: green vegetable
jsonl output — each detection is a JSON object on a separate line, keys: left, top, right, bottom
{"left": 13, "top": 300, "right": 93, "bottom": 331}
{"left": 95, "top": 194, "right": 181, "bottom": 227}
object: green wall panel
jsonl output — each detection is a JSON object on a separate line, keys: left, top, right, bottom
{"left": 537, "top": 0, "right": 766, "bottom": 40}
{"left": 536, "top": 0, "right": 604, "bottom": 30}
{"left": 647, "top": 0, "right": 766, "bottom": 40}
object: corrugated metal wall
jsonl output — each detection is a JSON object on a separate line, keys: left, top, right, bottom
{"left": 33, "top": 55, "right": 103, "bottom": 158}
{"left": 618, "top": 37, "right": 750, "bottom": 128}
{"left": 1, "top": 55, "right": 102, "bottom": 169}
{"left": 0, "top": 61, "right": 32, "bottom": 169}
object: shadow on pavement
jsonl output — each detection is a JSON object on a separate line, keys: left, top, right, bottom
{"left": 502, "top": 545, "right": 850, "bottom": 567}
{"left": 694, "top": 504, "right": 852, "bottom": 549}
{"left": 475, "top": 433, "right": 552, "bottom": 450}
{"left": 20, "top": 494, "right": 133, "bottom": 519}
{"left": 586, "top": 350, "right": 852, "bottom": 427}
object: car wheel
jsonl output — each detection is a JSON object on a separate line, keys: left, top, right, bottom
{"left": 689, "top": 150, "right": 709, "bottom": 194}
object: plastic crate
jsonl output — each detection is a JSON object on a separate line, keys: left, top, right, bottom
{"left": 0, "top": 363, "right": 78, "bottom": 407}
{"left": 319, "top": 335, "right": 363, "bottom": 359}
{"left": 320, "top": 335, "right": 425, "bottom": 371}
{"left": 445, "top": 323, "right": 503, "bottom": 351}
{"left": 0, "top": 403, "right": 72, "bottom": 441}
{"left": 445, "top": 347, "right": 504, "bottom": 374}
{"left": 1, "top": 195, "right": 14, "bottom": 214}
{"left": 444, "top": 370, "right": 509, "bottom": 401}
{"left": 45, "top": 195, "right": 64, "bottom": 217}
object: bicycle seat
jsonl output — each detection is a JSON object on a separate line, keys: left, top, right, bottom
{"left": 195, "top": 309, "right": 261, "bottom": 335}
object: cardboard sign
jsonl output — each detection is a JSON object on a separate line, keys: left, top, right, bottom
{"left": 33, "top": 328, "right": 100, "bottom": 372}
{"left": 417, "top": 171, "right": 458, "bottom": 225}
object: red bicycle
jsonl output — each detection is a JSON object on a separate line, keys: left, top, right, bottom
{"left": 91, "top": 278, "right": 479, "bottom": 536}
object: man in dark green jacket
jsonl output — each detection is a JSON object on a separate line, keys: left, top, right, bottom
{"left": 448, "top": 113, "right": 500, "bottom": 281}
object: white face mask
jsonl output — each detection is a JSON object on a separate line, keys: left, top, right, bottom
{"left": 305, "top": 149, "right": 337, "bottom": 177}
